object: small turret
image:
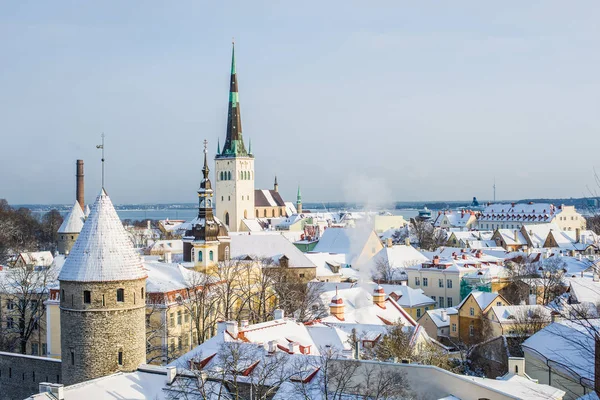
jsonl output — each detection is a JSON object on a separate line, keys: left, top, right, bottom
{"left": 296, "top": 185, "right": 302, "bottom": 214}
{"left": 274, "top": 176, "right": 279, "bottom": 192}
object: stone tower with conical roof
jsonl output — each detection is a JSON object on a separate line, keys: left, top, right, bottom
{"left": 58, "top": 189, "right": 147, "bottom": 385}
{"left": 215, "top": 41, "right": 255, "bottom": 232}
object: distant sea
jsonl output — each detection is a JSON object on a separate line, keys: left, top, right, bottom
{"left": 117, "top": 208, "right": 422, "bottom": 221}
{"left": 34, "top": 208, "right": 422, "bottom": 222}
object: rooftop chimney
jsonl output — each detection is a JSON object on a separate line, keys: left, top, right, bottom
{"left": 373, "top": 285, "right": 386, "bottom": 308}
{"left": 330, "top": 288, "right": 345, "bottom": 320}
{"left": 225, "top": 321, "right": 238, "bottom": 338}
{"left": 76, "top": 160, "right": 84, "bottom": 211}
{"left": 440, "top": 310, "right": 447, "bottom": 322}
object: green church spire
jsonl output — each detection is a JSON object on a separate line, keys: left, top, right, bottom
{"left": 218, "top": 40, "right": 250, "bottom": 158}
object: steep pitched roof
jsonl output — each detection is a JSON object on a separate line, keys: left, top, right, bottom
{"left": 255, "top": 189, "right": 285, "bottom": 207}
{"left": 457, "top": 290, "right": 502, "bottom": 311}
{"left": 57, "top": 201, "right": 86, "bottom": 234}
{"left": 58, "top": 189, "right": 147, "bottom": 282}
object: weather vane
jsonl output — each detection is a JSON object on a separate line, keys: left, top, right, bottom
{"left": 96, "top": 133, "right": 105, "bottom": 188}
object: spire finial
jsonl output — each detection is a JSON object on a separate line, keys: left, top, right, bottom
{"left": 202, "top": 139, "right": 209, "bottom": 179}
{"left": 96, "top": 133, "right": 105, "bottom": 189}
{"left": 217, "top": 138, "right": 221, "bottom": 155}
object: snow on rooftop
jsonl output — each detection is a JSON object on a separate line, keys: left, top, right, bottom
{"left": 230, "top": 234, "right": 315, "bottom": 269}
{"left": 58, "top": 190, "right": 147, "bottom": 282}
{"left": 522, "top": 319, "right": 600, "bottom": 386}
{"left": 58, "top": 201, "right": 86, "bottom": 234}
{"left": 457, "top": 290, "right": 502, "bottom": 311}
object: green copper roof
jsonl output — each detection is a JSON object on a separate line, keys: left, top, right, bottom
{"left": 297, "top": 186, "right": 302, "bottom": 202}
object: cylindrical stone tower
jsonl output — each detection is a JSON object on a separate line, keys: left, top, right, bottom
{"left": 58, "top": 189, "right": 147, "bottom": 385}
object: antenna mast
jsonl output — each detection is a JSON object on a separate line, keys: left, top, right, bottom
{"left": 493, "top": 177, "right": 496, "bottom": 203}
{"left": 96, "top": 134, "right": 105, "bottom": 188}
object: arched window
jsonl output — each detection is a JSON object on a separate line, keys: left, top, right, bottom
{"left": 279, "top": 209, "right": 282, "bottom": 217}
{"left": 191, "top": 248, "right": 195, "bottom": 262}
{"left": 264, "top": 210, "right": 267, "bottom": 217}
{"left": 225, "top": 212, "right": 230, "bottom": 226}
{"left": 240, "top": 171, "right": 243, "bottom": 180}
{"left": 256, "top": 210, "right": 259, "bottom": 217}
{"left": 118, "top": 349, "right": 123, "bottom": 365}
{"left": 244, "top": 209, "right": 248, "bottom": 219}
{"left": 198, "top": 251, "right": 203, "bottom": 262}
{"left": 141, "top": 287, "right": 144, "bottom": 299}
{"left": 209, "top": 250, "right": 214, "bottom": 261}
{"left": 514, "top": 365, "right": 519, "bottom": 374}
{"left": 225, "top": 246, "right": 230, "bottom": 260}
{"left": 207, "top": 199, "right": 212, "bottom": 207}
{"left": 272, "top": 209, "right": 275, "bottom": 217}
{"left": 220, "top": 171, "right": 223, "bottom": 181}
{"left": 116, "top": 288, "right": 124, "bottom": 302}
{"left": 228, "top": 171, "right": 231, "bottom": 180}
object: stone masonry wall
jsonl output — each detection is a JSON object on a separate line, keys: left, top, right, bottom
{"left": 60, "top": 279, "right": 146, "bottom": 386}
{"left": 57, "top": 233, "right": 79, "bottom": 255}
{"left": 0, "top": 352, "right": 61, "bottom": 400}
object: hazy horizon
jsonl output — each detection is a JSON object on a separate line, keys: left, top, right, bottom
{"left": 1, "top": 1, "right": 599, "bottom": 205}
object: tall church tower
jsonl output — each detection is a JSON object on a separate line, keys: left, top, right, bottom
{"left": 58, "top": 189, "right": 147, "bottom": 385}
{"left": 215, "top": 41, "right": 255, "bottom": 232}
{"left": 183, "top": 140, "right": 224, "bottom": 274}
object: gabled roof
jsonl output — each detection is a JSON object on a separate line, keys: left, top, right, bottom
{"left": 457, "top": 290, "right": 503, "bottom": 311}
{"left": 17, "top": 251, "right": 54, "bottom": 267}
{"left": 230, "top": 234, "right": 315, "bottom": 269}
{"left": 58, "top": 201, "right": 86, "bottom": 234}
{"left": 255, "top": 189, "right": 285, "bottom": 207}
{"left": 58, "top": 189, "right": 147, "bottom": 282}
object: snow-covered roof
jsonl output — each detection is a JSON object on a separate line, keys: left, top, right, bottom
{"left": 58, "top": 190, "right": 147, "bottom": 282}
{"left": 522, "top": 319, "right": 600, "bottom": 387}
{"left": 241, "top": 218, "right": 264, "bottom": 232}
{"left": 304, "top": 252, "right": 346, "bottom": 278}
{"left": 490, "top": 305, "right": 552, "bottom": 324}
{"left": 17, "top": 251, "right": 54, "bottom": 267}
{"left": 457, "top": 290, "right": 502, "bottom": 311}
{"left": 495, "top": 229, "right": 528, "bottom": 246}
{"left": 255, "top": 189, "right": 285, "bottom": 207}
{"left": 29, "top": 367, "right": 170, "bottom": 399}
{"left": 145, "top": 261, "right": 215, "bottom": 293}
{"left": 313, "top": 227, "right": 380, "bottom": 265}
{"left": 423, "top": 308, "right": 456, "bottom": 328}
{"left": 230, "top": 234, "right": 316, "bottom": 269}
{"left": 58, "top": 201, "right": 86, "bottom": 234}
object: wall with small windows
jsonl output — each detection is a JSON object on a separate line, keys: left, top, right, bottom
{"left": 59, "top": 278, "right": 146, "bottom": 385}
{"left": 0, "top": 351, "right": 61, "bottom": 400}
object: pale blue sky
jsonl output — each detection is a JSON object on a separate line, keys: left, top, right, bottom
{"left": 1, "top": 1, "right": 599, "bottom": 205}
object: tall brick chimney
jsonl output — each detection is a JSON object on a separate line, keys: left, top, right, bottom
{"left": 76, "top": 160, "right": 84, "bottom": 211}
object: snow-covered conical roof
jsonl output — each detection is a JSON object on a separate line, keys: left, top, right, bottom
{"left": 58, "top": 189, "right": 147, "bottom": 282}
{"left": 58, "top": 201, "right": 86, "bottom": 234}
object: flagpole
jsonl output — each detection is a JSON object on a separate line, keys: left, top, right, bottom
{"left": 96, "top": 133, "right": 105, "bottom": 189}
